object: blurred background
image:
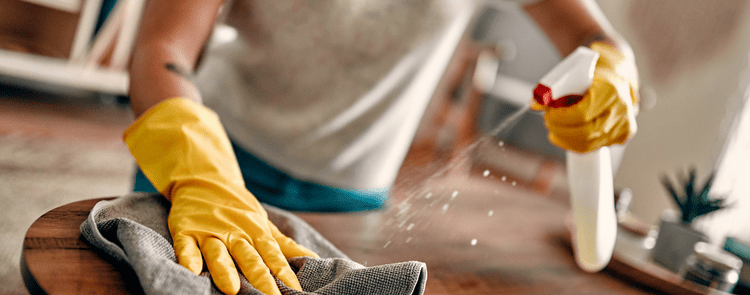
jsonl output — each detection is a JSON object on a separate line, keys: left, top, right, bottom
{"left": 601, "top": 0, "right": 750, "bottom": 244}
{"left": 2, "top": 0, "right": 750, "bottom": 294}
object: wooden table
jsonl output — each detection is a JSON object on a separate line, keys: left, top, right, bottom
{"left": 21, "top": 163, "right": 659, "bottom": 294}
{"left": 21, "top": 197, "right": 145, "bottom": 295}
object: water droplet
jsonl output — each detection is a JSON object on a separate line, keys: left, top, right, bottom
{"left": 488, "top": 210, "right": 494, "bottom": 216}
{"left": 383, "top": 241, "right": 391, "bottom": 248}
{"left": 511, "top": 181, "right": 517, "bottom": 186}
{"left": 406, "top": 237, "right": 413, "bottom": 243}
{"left": 442, "top": 204, "right": 449, "bottom": 212}
{"left": 498, "top": 141, "right": 505, "bottom": 147}
{"left": 397, "top": 204, "right": 411, "bottom": 216}
{"left": 501, "top": 176, "right": 507, "bottom": 181}
{"left": 471, "top": 239, "right": 478, "bottom": 246}
{"left": 483, "top": 170, "right": 490, "bottom": 177}
{"left": 406, "top": 223, "right": 415, "bottom": 231}
{"left": 450, "top": 191, "right": 458, "bottom": 200}
{"left": 425, "top": 192, "right": 432, "bottom": 199}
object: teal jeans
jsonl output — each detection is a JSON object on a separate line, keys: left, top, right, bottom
{"left": 133, "top": 140, "right": 388, "bottom": 212}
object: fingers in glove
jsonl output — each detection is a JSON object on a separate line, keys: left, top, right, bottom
{"left": 601, "top": 112, "right": 634, "bottom": 145}
{"left": 252, "top": 236, "right": 303, "bottom": 291}
{"left": 230, "top": 239, "right": 281, "bottom": 295}
{"left": 548, "top": 105, "right": 633, "bottom": 153}
{"left": 548, "top": 114, "right": 609, "bottom": 152}
{"left": 268, "top": 222, "right": 320, "bottom": 259}
{"left": 173, "top": 235, "right": 204, "bottom": 274}
{"left": 529, "top": 99, "right": 546, "bottom": 111}
{"left": 202, "top": 238, "right": 241, "bottom": 295}
{"left": 549, "top": 130, "right": 595, "bottom": 153}
{"left": 545, "top": 80, "right": 619, "bottom": 127}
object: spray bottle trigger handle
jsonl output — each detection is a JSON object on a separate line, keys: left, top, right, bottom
{"left": 533, "top": 84, "right": 586, "bottom": 108}
{"left": 533, "top": 84, "right": 553, "bottom": 106}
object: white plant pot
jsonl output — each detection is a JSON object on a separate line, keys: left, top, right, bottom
{"left": 651, "top": 209, "right": 709, "bottom": 273}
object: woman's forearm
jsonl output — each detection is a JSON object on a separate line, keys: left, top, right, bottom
{"left": 127, "top": 0, "right": 225, "bottom": 118}
{"left": 128, "top": 42, "right": 203, "bottom": 117}
{"left": 523, "top": 0, "right": 629, "bottom": 56}
{"left": 523, "top": 0, "right": 638, "bottom": 86}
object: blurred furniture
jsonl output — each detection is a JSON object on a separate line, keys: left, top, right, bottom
{"left": 469, "top": 1, "right": 563, "bottom": 160}
{"left": 0, "top": 0, "right": 145, "bottom": 95}
{"left": 587, "top": 221, "right": 734, "bottom": 295}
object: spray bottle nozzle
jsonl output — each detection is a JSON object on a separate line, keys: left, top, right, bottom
{"left": 534, "top": 47, "right": 599, "bottom": 108}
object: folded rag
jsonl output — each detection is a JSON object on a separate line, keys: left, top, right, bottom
{"left": 80, "top": 193, "right": 427, "bottom": 295}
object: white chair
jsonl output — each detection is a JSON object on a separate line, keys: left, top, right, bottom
{"left": 0, "top": 0, "right": 146, "bottom": 96}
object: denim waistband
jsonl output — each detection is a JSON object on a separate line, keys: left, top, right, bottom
{"left": 133, "top": 139, "right": 388, "bottom": 212}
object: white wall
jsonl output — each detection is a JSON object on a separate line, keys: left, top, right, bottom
{"left": 598, "top": 0, "right": 750, "bottom": 227}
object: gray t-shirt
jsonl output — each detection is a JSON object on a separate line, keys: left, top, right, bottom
{"left": 195, "top": 1, "right": 506, "bottom": 190}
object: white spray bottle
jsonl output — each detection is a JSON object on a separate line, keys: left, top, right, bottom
{"left": 535, "top": 46, "right": 616, "bottom": 272}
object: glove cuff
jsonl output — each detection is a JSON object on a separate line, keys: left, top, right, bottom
{"left": 124, "top": 98, "right": 245, "bottom": 200}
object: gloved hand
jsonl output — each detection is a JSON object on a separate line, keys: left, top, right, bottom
{"left": 124, "top": 98, "right": 319, "bottom": 295}
{"left": 531, "top": 41, "right": 639, "bottom": 153}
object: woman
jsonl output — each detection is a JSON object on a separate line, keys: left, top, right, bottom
{"left": 125, "top": 0, "right": 639, "bottom": 294}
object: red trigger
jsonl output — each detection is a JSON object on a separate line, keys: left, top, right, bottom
{"left": 533, "top": 84, "right": 552, "bottom": 106}
{"left": 533, "top": 84, "right": 584, "bottom": 108}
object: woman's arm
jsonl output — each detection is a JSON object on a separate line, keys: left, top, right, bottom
{"left": 125, "top": 2, "right": 319, "bottom": 295}
{"left": 128, "top": 0, "right": 224, "bottom": 117}
{"left": 522, "top": 0, "right": 640, "bottom": 152}
{"left": 523, "top": 0, "right": 634, "bottom": 60}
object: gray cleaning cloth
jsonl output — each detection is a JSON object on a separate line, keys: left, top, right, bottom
{"left": 80, "top": 193, "right": 427, "bottom": 295}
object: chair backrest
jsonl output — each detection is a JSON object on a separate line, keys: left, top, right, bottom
{"left": 0, "top": 0, "right": 146, "bottom": 95}
{"left": 19, "top": 0, "right": 82, "bottom": 13}
{"left": 73, "top": 0, "right": 147, "bottom": 70}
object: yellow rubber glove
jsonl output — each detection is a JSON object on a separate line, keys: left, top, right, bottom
{"left": 123, "top": 98, "right": 319, "bottom": 295}
{"left": 531, "top": 41, "right": 639, "bottom": 153}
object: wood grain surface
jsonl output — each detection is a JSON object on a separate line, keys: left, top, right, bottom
{"left": 21, "top": 197, "right": 145, "bottom": 295}
{"left": 21, "top": 171, "right": 660, "bottom": 294}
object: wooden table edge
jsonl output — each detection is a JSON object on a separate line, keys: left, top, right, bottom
{"left": 20, "top": 197, "right": 118, "bottom": 295}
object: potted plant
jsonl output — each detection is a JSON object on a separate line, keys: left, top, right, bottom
{"left": 650, "top": 167, "right": 731, "bottom": 272}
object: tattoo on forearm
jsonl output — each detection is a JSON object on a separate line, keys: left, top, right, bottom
{"left": 165, "top": 63, "right": 195, "bottom": 83}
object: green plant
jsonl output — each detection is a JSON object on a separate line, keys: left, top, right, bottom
{"left": 660, "top": 167, "right": 731, "bottom": 224}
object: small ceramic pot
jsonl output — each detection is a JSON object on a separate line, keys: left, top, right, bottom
{"left": 651, "top": 209, "right": 709, "bottom": 273}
